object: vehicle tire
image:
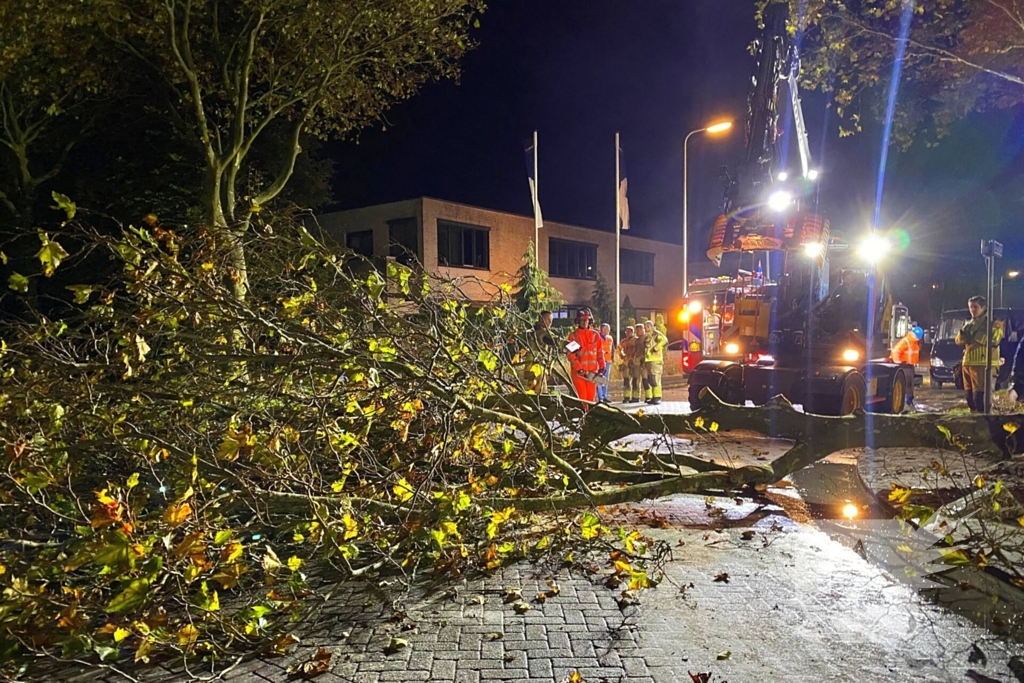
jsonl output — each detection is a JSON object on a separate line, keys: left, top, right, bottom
{"left": 934, "top": 381, "right": 943, "bottom": 389}
{"left": 688, "top": 384, "right": 705, "bottom": 411}
{"left": 882, "top": 369, "right": 907, "bottom": 414}
{"left": 839, "top": 373, "right": 867, "bottom": 416}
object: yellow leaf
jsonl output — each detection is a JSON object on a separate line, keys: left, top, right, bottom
{"left": 163, "top": 502, "right": 192, "bottom": 528}
{"left": 1004, "top": 422, "right": 1019, "bottom": 434}
{"left": 694, "top": 416, "right": 705, "bottom": 429}
{"left": 177, "top": 486, "right": 194, "bottom": 503}
{"left": 974, "top": 475, "right": 985, "bottom": 489}
{"left": 177, "top": 624, "right": 199, "bottom": 648}
{"left": 613, "top": 559, "right": 632, "bottom": 574}
{"left": 393, "top": 477, "right": 415, "bottom": 502}
{"left": 134, "top": 638, "right": 152, "bottom": 663}
{"left": 1017, "top": 516, "right": 1024, "bottom": 528}
{"left": 709, "top": 421, "right": 719, "bottom": 433}
{"left": 287, "top": 556, "right": 303, "bottom": 572}
{"left": 220, "top": 541, "right": 243, "bottom": 563}
{"left": 342, "top": 512, "right": 359, "bottom": 541}
{"left": 887, "top": 485, "right": 912, "bottom": 505}
{"left": 113, "top": 627, "right": 131, "bottom": 643}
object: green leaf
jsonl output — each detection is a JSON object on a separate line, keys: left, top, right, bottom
{"left": 37, "top": 234, "right": 70, "bottom": 276}
{"left": 8, "top": 273, "right": 28, "bottom": 293}
{"left": 51, "top": 191, "right": 77, "bottom": 219}
{"left": 937, "top": 425, "right": 952, "bottom": 443}
{"left": 477, "top": 349, "right": 498, "bottom": 372}
{"left": 580, "top": 512, "right": 601, "bottom": 540}
{"left": 94, "top": 645, "right": 119, "bottom": 662}
{"left": 213, "top": 530, "right": 233, "bottom": 545}
{"left": 66, "top": 285, "right": 94, "bottom": 304}
{"left": 107, "top": 578, "right": 151, "bottom": 614}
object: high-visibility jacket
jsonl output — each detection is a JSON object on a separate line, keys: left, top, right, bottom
{"left": 956, "top": 315, "right": 1003, "bottom": 367}
{"left": 644, "top": 330, "right": 668, "bottom": 363}
{"left": 890, "top": 333, "right": 920, "bottom": 365}
{"left": 568, "top": 328, "right": 606, "bottom": 374}
{"left": 600, "top": 334, "right": 614, "bottom": 363}
{"left": 629, "top": 334, "right": 647, "bottom": 367}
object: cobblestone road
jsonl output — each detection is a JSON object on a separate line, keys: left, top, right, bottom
{"left": 68, "top": 387, "right": 1024, "bottom": 683}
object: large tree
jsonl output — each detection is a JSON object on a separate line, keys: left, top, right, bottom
{"left": 104, "top": 0, "right": 484, "bottom": 299}
{"left": 781, "top": 0, "right": 1024, "bottom": 148}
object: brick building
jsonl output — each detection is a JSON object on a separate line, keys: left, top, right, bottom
{"left": 317, "top": 197, "right": 685, "bottom": 327}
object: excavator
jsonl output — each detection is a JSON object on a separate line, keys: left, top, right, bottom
{"left": 686, "top": 1, "right": 913, "bottom": 416}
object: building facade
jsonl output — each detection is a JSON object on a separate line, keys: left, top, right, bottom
{"left": 318, "top": 197, "right": 685, "bottom": 327}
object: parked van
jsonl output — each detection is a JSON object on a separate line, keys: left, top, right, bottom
{"left": 929, "top": 308, "right": 1024, "bottom": 389}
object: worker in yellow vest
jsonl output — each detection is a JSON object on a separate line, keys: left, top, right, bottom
{"left": 642, "top": 319, "right": 668, "bottom": 405}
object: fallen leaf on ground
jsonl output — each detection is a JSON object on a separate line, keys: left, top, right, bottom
{"left": 512, "top": 601, "right": 531, "bottom": 614}
{"left": 713, "top": 572, "right": 730, "bottom": 583}
{"left": 469, "top": 594, "right": 485, "bottom": 605}
{"left": 740, "top": 530, "right": 756, "bottom": 541}
{"left": 269, "top": 633, "right": 300, "bottom": 655}
{"left": 688, "top": 673, "right": 711, "bottom": 683}
{"left": 287, "top": 647, "right": 332, "bottom": 677}
{"left": 716, "top": 650, "right": 732, "bottom": 660}
{"left": 486, "top": 632, "right": 503, "bottom": 640}
{"left": 562, "top": 671, "right": 584, "bottom": 683}
{"left": 384, "top": 637, "right": 408, "bottom": 654}
{"left": 503, "top": 587, "right": 522, "bottom": 603}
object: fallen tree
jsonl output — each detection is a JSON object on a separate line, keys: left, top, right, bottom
{"left": 0, "top": 207, "right": 1020, "bottom": 675}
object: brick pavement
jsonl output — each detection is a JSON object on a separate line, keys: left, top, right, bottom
{"left": 67, "top": 494, "right": 1024, "bottom": 683}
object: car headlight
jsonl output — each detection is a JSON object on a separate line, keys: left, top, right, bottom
{"left": 842, "top": 348, "right": 860, "bottom": 363}
{"left": 930, "top": 357, "right": 944, "bottom": 368}
{"left": 725, "top": 342, "right": 740, "bottom": 355}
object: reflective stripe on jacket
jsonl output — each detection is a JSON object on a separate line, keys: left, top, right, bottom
{"left": 956, "top": 315, "right": 1003, "bottom": 366}
{"left": 568, "top": 328, "right": 606, "bottom": 373}
{"left": 890, "top": 334, "right": 920, "bottom": 365}
{"left": 644, "top": 331, "right": 668, "bottom": 363}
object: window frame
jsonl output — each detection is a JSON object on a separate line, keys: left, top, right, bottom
{"left": 548, "top": 237, "right": 598, "bottom": 281}
{"left": 621, "top": 248, "right": 655, "bottom": 286}
{"left": 346, "top": 229, "right": 374, "bottom": 257}
{"left": 436, "top": 219, "right": 490, "bottom": 270}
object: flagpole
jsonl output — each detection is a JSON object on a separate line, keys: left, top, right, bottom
{"left": 533, "top": 130, "right": 540, "bottom": 255}
{"left": 615, "top": 132, "right": 621, "bottom": 346}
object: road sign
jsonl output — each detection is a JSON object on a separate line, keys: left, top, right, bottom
{"left": 981, "top": 239, "right": 1003, "bottom": 258}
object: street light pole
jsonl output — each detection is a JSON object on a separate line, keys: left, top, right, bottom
{"left": 1001, "top": 269, "right": 1020, "bottom": 308}
{"left": 682, "top": 121, "right": 732, "bottom": 300}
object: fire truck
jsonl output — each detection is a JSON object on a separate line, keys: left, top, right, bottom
{"left": 685, "top": 1, "right": 913, "bottom": 416}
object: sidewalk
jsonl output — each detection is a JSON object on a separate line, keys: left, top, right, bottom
{"left": 70, "top": 493, "right": 1024, "bottom": 683}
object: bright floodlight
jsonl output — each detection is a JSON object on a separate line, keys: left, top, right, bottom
{"left": 858, "top": 233, "right": 891, "bottom": 262}
{"left": 688, "top": 300, "right": 703, "bottom": 314}
{"left": 803, "top": 242, "right": 824, "bottom": 258}
{"left": 767, "top": 190, "right": 793, "bottom": 212}
{"left": 807, "top": 169, "right": 820, "bottom": 180}
{"left": 842, "top": 503, "right": 858, "bottom": 520}
{"left": 777, "top": 171, "right": 789, "bottom": 181}
{"left": 1009, "top": 270, "right": 1021, "bottom": 279}
{"left": 706, "top": 121, "right": 733, "bottom": 134}
{"left": 725, "top": 342, "right": 740, "bottom": 355}
{"left": 842, "top": 348, "right": 861, "bottom": 363}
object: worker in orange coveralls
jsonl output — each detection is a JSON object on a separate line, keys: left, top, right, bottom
{"left": 889, "top": 324, "right": 922, "bottom": 408}
{"left": 566, "top": 308, "right": 606, "bottom": 406}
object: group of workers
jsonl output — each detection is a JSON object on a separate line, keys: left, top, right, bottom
{"left": 524, "top": 308, "right": 668, "bottom": 407}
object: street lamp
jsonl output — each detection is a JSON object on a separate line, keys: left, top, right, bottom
{"left": 1001, "top": 269, "right": 1020, "bottom": 307}
{"left": 683, "top": 120, "right": 733, "bottom": 298}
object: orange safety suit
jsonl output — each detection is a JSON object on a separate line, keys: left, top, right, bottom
{"left": 890, "top": 333, "right": 920, "bottom": 365}
{"left": 567, "top": 327, "right": 606, "bottom": 404}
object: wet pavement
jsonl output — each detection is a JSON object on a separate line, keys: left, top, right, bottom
{"left": 64, "top": 383, "right": 1024, "bottom": 683}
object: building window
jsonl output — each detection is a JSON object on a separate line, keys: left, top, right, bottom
{"left": 388, "top": 217, "right": 419, "bottom": 265}
{"left": 621, "top": 249, "right": 655, "bottom": 285}
{"left": 437, "top": 220, "right": 489, "bottom": 269}
{"left": 549, "top": 238, "right": 597, "bottom": 280}
{"left": 346, "top": 229, "right": 374, "bottom": 257}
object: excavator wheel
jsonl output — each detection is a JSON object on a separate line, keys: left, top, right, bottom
{"left": 839, "top": 373, "right": 867, "bottom": 416}
{"left": 883, "top": 369, "right": 908, "bottom": 414}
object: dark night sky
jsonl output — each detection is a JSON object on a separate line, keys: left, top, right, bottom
{"left": 328, "top": 0, "right": 1024, "bottom": 309}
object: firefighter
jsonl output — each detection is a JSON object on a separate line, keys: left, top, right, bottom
{"left": 522, "top": 310, "right": 555, "bottom": 393}
{"left": 598, "top": 323, "right": 615, "bottom": 402}
{"left": 617, "top": 326, "right": 635, "bottom": 402}
{"left": 1010, "top": 328, "right": 1024, "bottom": 403}
{"left": 567, "top": 308, "right": 606, "bottom": 405}
{"left": 889, "top": 324, "right": 922, "bottom": 407}
{"left": 955, "top": 295, "right": 1003, "bottom": 413}
{"left": 642, "top": 319, "right": 668, "bottom": 405}
{"left": 627, "top": 323, "right": 646, "bottom": 403}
